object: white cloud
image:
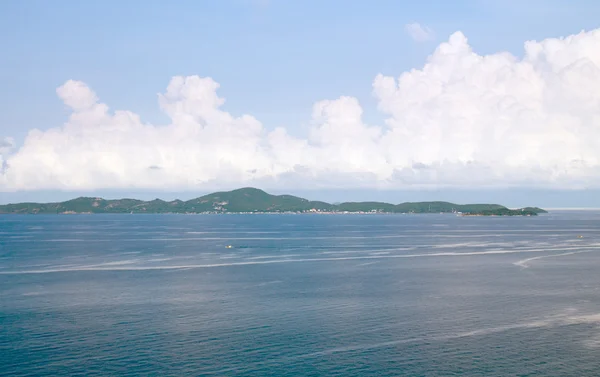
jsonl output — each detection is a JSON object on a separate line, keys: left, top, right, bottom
{"left": 405, "top": 22, "right": 435, "bottom": 42}
{"left": 0, "top": 137, "right": 13, "bottom": 153}
{"left": 3, "top": 28, "right": 600, "bottom": 191}
{"left": 0, "top": 137, "right": 14, "bottom": 174}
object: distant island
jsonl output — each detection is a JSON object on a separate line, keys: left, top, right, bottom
{"left": 0, "top": 187, "right": 547, "bottom": 216}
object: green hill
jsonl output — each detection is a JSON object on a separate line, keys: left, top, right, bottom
{"left": 336, "top": 201, "right": 396, "bottom": 212}
{"left": 392, "top": 201, "right": 506, "bottom": 213}
{"left": 182, "top": 187, "right": 333, "bottom": 213}
{"left": 0, "top": 187, "right": 546, "bottom": 216}
{"left": 520, "top": 207, "right": 548, "bottom": 214}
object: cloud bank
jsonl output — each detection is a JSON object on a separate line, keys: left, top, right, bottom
{"left": 405, "top": 23, "right": 435, "bottom": 42}
{"left": 0, "top": 137, "right": 14, "bottom": 174}
{"left": 3, "top": 28, "right": 600, "bottom": 192}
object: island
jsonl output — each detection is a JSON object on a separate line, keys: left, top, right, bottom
{"left": 0, "top": 187, "right": 547, "bottom": 216}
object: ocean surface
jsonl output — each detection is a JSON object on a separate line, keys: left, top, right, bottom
{"left": 2, "top": 212, "right": 600, "bottom": 376}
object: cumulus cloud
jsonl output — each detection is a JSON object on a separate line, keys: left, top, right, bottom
{"left": 2, "top": 28, "right": 600, "bottom": 191}
{"left": 405, "top": 22, "right": 435, "bottom": 42}
{"left": 0, "top": 137, "right": 14, "bottom": 174}
{"left": 0, "top": 137, "right": 13, "bottom": 153}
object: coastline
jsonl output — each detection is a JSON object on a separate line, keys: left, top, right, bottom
{"left": 0, "top": 187, "right": 546, "bottom": 216}
{"left": 1, "top": 211, "right": 542, "bottom": 216}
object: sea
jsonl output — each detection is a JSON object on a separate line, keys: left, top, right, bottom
{"left": 2, "top": 211, "right": 600, "bottom": 376}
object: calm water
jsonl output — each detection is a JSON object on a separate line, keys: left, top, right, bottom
{"left": 2, "top": 212, "right": 600, "bottom": 376}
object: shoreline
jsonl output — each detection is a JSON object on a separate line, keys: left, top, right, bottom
{"left": 0, "top": 211, "right": 542, "bottom": 216}
{"left": 0, "top": 187, "right": 546, "bottom": 216}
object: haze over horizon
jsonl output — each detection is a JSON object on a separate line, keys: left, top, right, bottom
{"left": 2, "top": 1, "right": 600, "bottom": 207}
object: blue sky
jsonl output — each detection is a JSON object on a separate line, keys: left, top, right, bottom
{"left": 3, "top": 0, "right": 599, "bottom": 143}
{"left": 1, "top": 0, "right": 600, "bottom": 206}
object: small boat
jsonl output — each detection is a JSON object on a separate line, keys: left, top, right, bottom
{"left": 226, "top": 245, "right": 233, "bottom": 249}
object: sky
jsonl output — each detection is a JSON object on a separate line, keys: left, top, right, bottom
{"left": 2, "top": 0, "right": 600, "bottom": 207}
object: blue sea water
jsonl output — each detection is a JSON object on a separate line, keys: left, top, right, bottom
{"left": 2, "top": 212, "right": 600, "bottom": 376}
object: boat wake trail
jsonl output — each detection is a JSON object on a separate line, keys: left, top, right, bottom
{"left": 514, "top": 250, "right": 592, "bottom": 268}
